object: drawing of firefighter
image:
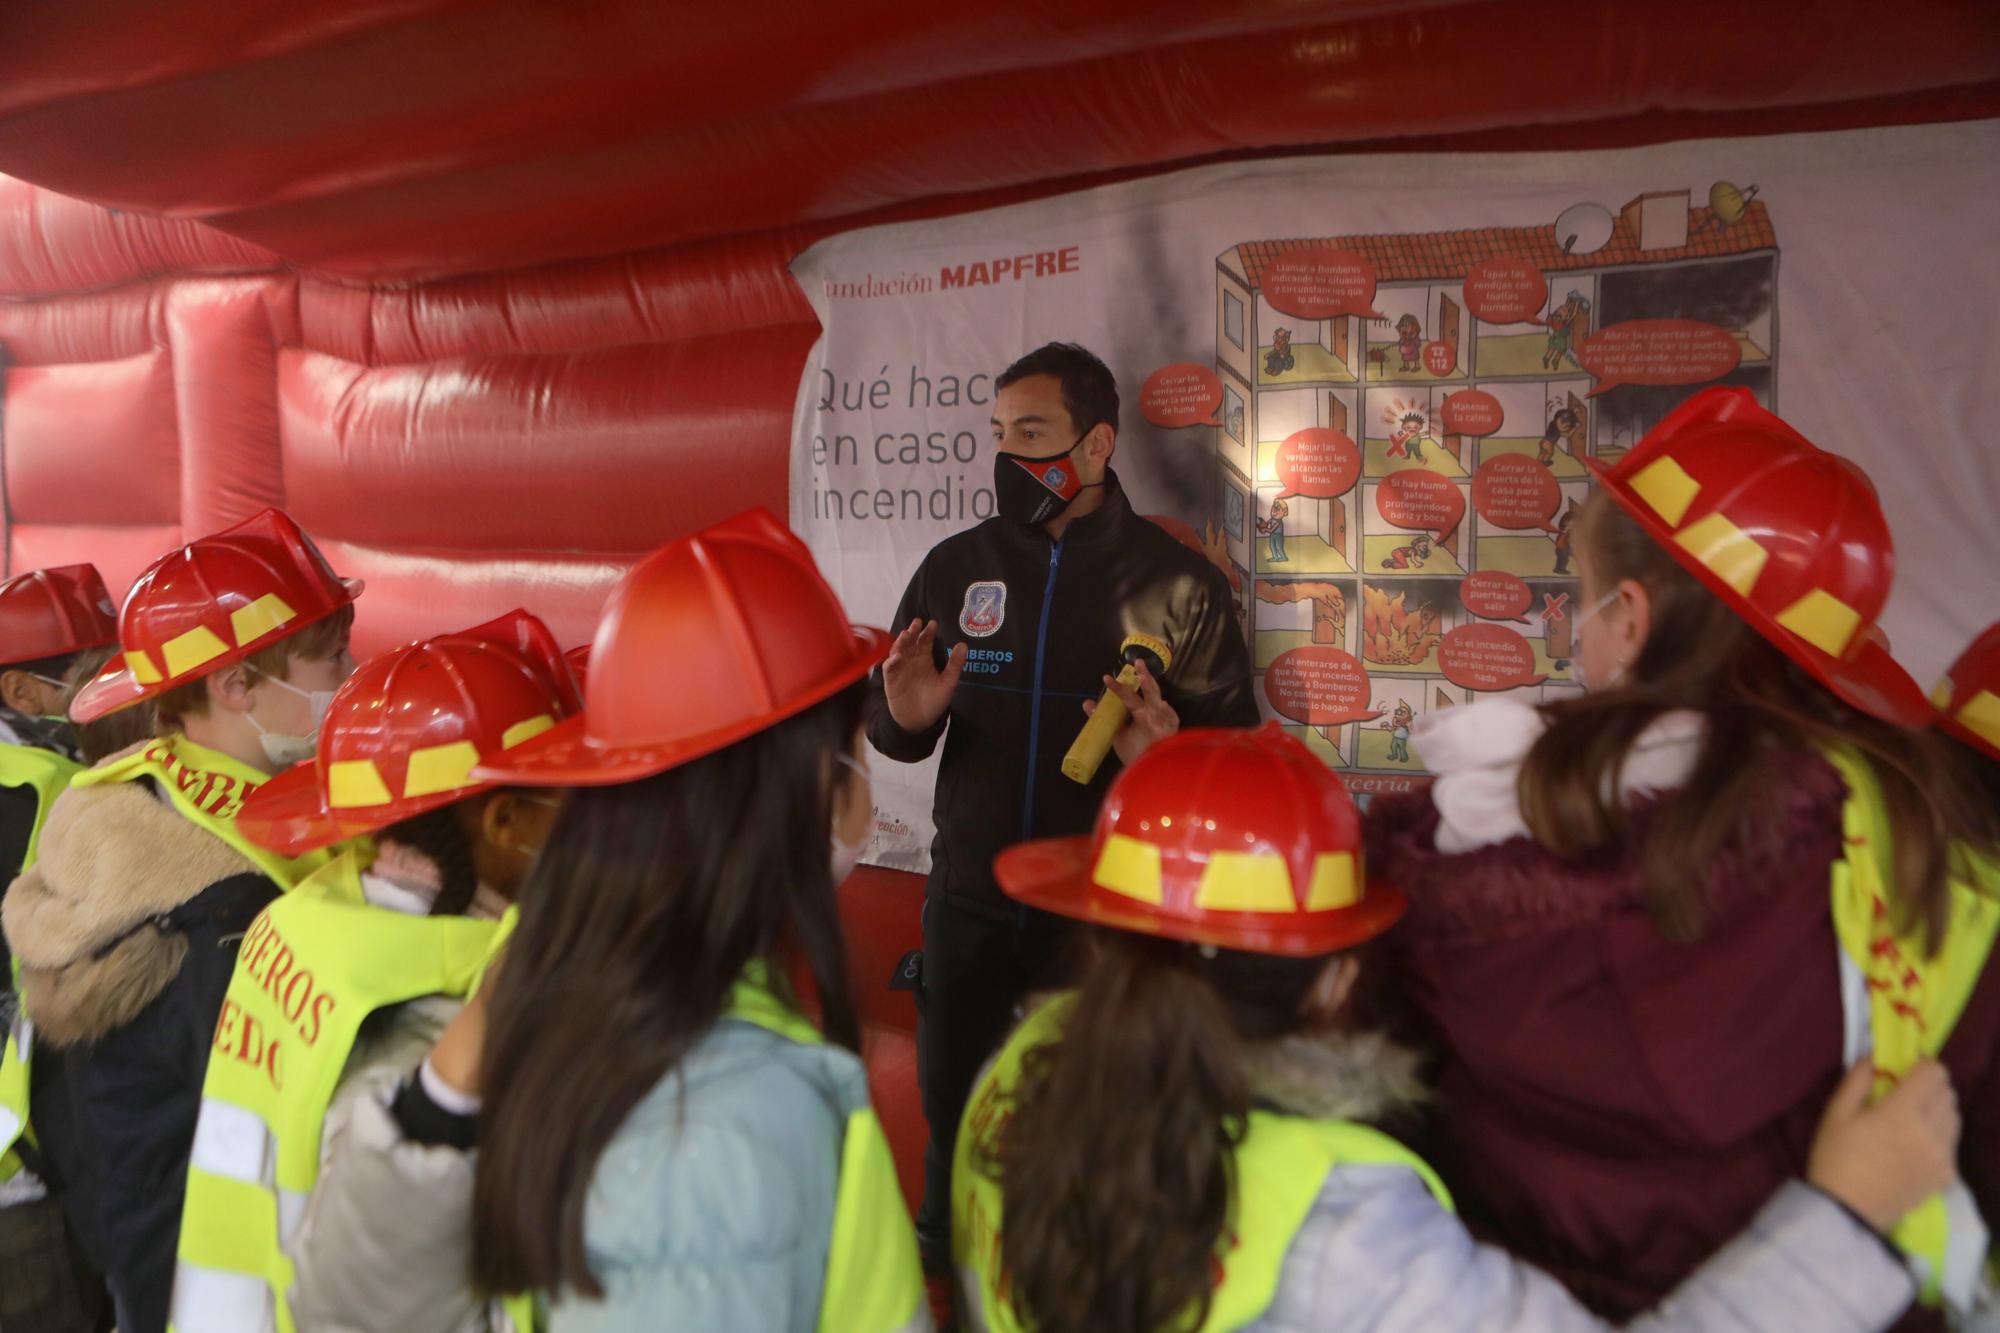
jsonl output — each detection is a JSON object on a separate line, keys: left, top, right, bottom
{"left": 1256, "top": 496, "right": 1290, "bottom": 563}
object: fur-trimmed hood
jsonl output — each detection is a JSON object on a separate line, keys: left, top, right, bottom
{"left": 1, "top": 758, "right": 256, "bottom": 1046}
{"left": 1242, "top": 1026, "right": 1428, "bottom": 1124}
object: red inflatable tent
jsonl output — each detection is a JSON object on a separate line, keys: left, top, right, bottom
{"left": 0, "top": 0, "right": 1995, "bottom": 1208}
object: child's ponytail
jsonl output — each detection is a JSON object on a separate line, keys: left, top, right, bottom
{"left": 982, "top": 932, "right": 1326, "bottom": 1333}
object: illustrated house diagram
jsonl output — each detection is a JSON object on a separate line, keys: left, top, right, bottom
{"left": 1213, "top": 188, "right": 1778, "bottom": 781}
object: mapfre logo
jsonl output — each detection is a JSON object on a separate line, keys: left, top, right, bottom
{"left": 959, "top": 581, "right": 1006, "bottom": 638}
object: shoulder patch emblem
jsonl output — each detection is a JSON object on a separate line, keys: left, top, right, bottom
{"left": 959, "top": 581, "right": 1007, "bottom": 638}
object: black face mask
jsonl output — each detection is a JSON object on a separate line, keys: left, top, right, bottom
{"left": 993, "top": 429, "right": 1102, "bottom": 527}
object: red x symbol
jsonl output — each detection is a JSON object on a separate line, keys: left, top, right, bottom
{"left": 1542, "top": 592, "right": 1570, "bottom": 623}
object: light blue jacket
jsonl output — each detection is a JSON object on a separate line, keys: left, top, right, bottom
{"left": 295, "top": 1014, "right": 930, "bottom": 1333}
{"left": 552, "top": 1015, "right": 894, "bottom": 1332}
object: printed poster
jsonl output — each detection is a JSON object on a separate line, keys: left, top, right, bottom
{"left": 789, "top": 121, "right": 2000, "bottom": 873}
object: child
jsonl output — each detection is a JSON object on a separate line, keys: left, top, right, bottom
{"left": 285, "top": 511, "right": 929, "bottom": 1332}
{"left": 1, "top": 510, "right": 362, "bottom": 1333}
{"left": 0, "top": 565, "right": 118, "bottom": 1333}
{"left": 957, "top": 724, "right": 1955, "bottom": 1332}
{"left": 1365, "top": 389, "right": 2000, "bottom": 1327}
{"left": 1386, "top": 410, "right": 1428, "bottom": 463}
{"left": 170, "top": 609, "right": 579, "bottom": 1333}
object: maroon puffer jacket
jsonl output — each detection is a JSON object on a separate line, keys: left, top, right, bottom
{"left": 1365, "top": 749, "right": 2000, "bottom": 1332}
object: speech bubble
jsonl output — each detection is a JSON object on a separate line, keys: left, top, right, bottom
{"left": 1140, "top": 363, "right": 1224, "bottom": 428}
{"left": 1272, "top": 427, "right": 1362, "bottom": 500}
{"left": 1423, "top": 340, "right": 1457, "bottom": 377}
{"left": 1264, "top": 647, "right": 1383, "bottom": 727}
{"left": 1262, "top": 248, "right": 1386, "bottom": 320}
{"left": 1473, "top": 454, "right": 1563, "bottom": 531}
{"left": 1440, "top": 623, "right": 1548, "bottom": 691}
{"left": 1463, "top": 256, "right": 1549, "bottom": 325}
{"left": 1460, "top": 570, "right": 1533, "bottom": 623}
{"left": 1578, "top": 319, "right": 1742, "bottom": 397}
{"left": 1439, "top": 388, "right": 1503, "bottom": 437}
{"left": 1375, "top": 470, "right": 1467, "bottom": 536}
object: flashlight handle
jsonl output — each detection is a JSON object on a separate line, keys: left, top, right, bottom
{"left": 1062, "top": 663, "right": 1140, "bottom": 785}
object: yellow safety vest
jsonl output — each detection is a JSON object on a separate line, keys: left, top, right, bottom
{"left": 1825, "top": 747, "right": 2000, "bottom": 1311}
{"left": 953, "top": 994, "right": 1453, "bottom": 1332}
{"left": 169, "top": 851, "right": 507, "bottom": 1333}
{"left": 727, "top": 969, "right": 929, "bottom": 1333}
{"left": 0, "top": 740, "right": 82, "bottom": 1183}
{"left": 74, "top": 735, "right": 342, "bottom": 890}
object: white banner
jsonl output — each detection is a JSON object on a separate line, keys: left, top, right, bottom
{"left": 790, "top": 120, "right": 2000, "bottom": 873}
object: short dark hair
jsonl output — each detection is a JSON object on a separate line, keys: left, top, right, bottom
{"left": 997, "top": 343, "right": 1119, "bottom": 436}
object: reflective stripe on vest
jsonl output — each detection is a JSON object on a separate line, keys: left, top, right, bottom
{"left": 1825, "top": 746, "right": 2000, "bottom": 1311}
{"left": 0, "top": 1011, "right": 30, "bottom": 1183}
{"left": 726, "top": 971, "right": 929, "bottom": 1333}
{"left": 952, "top": 994, "right": 1452, "bottom": 1332}
{"left": 0, "top": 741, "right": 79, "bottom": 1178}
{"left": 75, "top": 736, "right": 343, "bottom": 890}
{"left": 170, "top": 851, "right": 506, "bottom": 1333}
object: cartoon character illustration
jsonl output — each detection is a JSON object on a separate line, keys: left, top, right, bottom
{"left": 1379, "top": 532, "right": 1433, "bottom": 570}
{"left": 1543, "top": 290, "right": 1591, "bottom": 370}
{"left": 1540, "top": 406, "right": 1580, "bottom": 467}
{"left": 1386, "top": 410, "right": 1429, "bottom": 464}
{"left": 1255, "top": 496, "right": 1290, "bottom": 564}
{"left": 1383, "top": 698, "right": 1415, "bottom": 762}
{"left": 1551, "top": 497, "right": 1580, "bottom": 575}
{"left": 1395, "top": 314, "right": 1423, "bottom": 372}
{"left": 1263, "top": 327, "right": 1295, "bottom": 378}
{"left": 1227, "top": 402, "right": 1245, "bottom": 443}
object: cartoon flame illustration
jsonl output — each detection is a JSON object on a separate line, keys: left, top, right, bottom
{"left": 1362, "top": 584, "right": 1442, "bottom": 665}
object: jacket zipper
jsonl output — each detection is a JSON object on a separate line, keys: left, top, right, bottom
{"left": 1020, "top": 537, "right": 1065, "bottom": 857}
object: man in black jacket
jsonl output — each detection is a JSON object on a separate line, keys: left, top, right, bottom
{"left": 867, "top": 342, "right": 1259, "bottom": 1270}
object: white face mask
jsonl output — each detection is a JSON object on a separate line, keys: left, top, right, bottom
{"left": 247, "top": 669, "right": 337, "bottom": 768}
{"left": 1570, "top": 590, "right": 1624, "bottom": 692}
{"left": 831, "top": 752, "right": 871, "bottom": 884}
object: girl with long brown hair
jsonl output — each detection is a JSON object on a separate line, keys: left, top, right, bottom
{"left": 283, "top": 511, "right": 928, "bottom": 1333}
{"left": 1367, "top": 389, "right": 2000, "bottom": 1327}
{"left": 958, "top": 724, "right": 1956, "bottom": 1332}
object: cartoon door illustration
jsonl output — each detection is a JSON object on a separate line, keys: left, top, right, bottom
{"left": 1323, "top": 391, "right": 1351, "bottom": 557}
{"left": 1330, "top": 316, "right": 1350, "bottom": 370}
{"left": 1326, "top": 391, "right": 1348, "bottom": 436}
{"left": 1438, "top": 292, "right": 1462, "bottom": 366}
{"left": 1565, "top": 390, "right": 1589, "bottom": 457}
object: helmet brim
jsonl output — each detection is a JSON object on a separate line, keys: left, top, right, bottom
{"left": 994, "top": 835, "right": 1409, "bottom": 959}
{"left": 473, "top": 625, "right": 891, "bottom": 786}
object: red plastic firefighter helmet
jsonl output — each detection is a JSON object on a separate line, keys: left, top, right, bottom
{"left": 475, "top": 508, "right": 889, "bottom": 786}
{"left": 71, "top": 509, "right": 363, "bottom": 723}
{"left": 237, "top": 609, "right": 583, "bottom": 856}
{"left": 0, "top": 564, "right": 118, "bottom": 668}
{"left": 1932, "top": 623, "right": 2000, "bottom": 763}
{"left": 1586, "top": 387, "right": 1925, "bottom": 726}
{"left": 562, "top": 643, "right": 592, "bottom": 692}
{"left": 995, "top": 724, "right": 1405, "bottom": 957}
